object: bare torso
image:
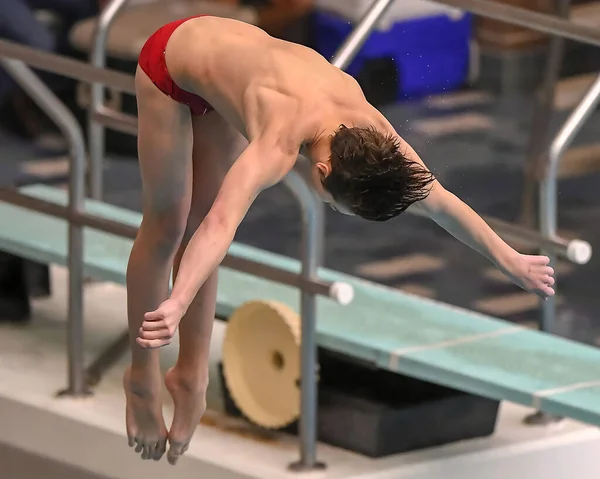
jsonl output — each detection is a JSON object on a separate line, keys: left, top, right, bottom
{"left": 164, "top": 16, "right": 390, "bottom": 149}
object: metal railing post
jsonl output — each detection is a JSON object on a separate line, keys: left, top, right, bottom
{"left": 89, "top": 0, "right": 130, "bottom": 200}
{"left": 2, "top": 59, "right": 87, "bottom": 396}
{"left": 283, "top": 170, "right": 325, "bottom": 471}
{"left": 520, "top": 0, "right": 572, "bottom": 228}
{"left": 330, "top": 0, "right": 396, "bottom": 70}
{"left": 282, "top": 1, "right": 394, "bottom": 469}
{"left": 524, "top": 71, "right": 600, "bottom": 426}
{"left": 539, "top": 73, "right": 600, "bottom": 332}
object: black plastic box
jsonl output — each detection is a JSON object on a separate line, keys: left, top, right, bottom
{"left": 220, "top": 348, "right": 499, "bottom": 458}
{"left": 0, "top": 253, "right": 50, "bottom": 322}
{"left": 317, "top": 351, "right": 499, "bottom": 458}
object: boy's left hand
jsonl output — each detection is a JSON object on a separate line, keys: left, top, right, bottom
{"left": 504, "top": 254, "right": 555, "bottom": 299}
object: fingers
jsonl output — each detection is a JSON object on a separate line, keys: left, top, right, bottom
{"left": 527, "top": 254, "right": 550, "bottom": 265}
{"left": 140, "top": 320, "right": 165, "bottom": 331}
{"left": 136, "top": 337, "right": 171, "bottom": 349}
{"left": 529, "top": 262, "right": 554, "bottom": 276}
{"left": 140, "top": 317, "right": 177, "bottom": 339}
{"left": 538, "top": 284, "right": 555, "bottom": 299}
{"left": 527, "top": 263, "right": 555, "bottom": 299}
{"left": 138, "top": 317, "right": 178, "bottom": 349}
{"left": 137, "top": 321, "right": 175, "bottom": 349}
{"left": 534, "top": 266, "right": 555, "bottom": 284}
{"left": 537, "top": 255, "right": 550, "bottom": 265}
{"left": 144, "top": 309, "right": 164, "bottom": 320}
{"left": 537, "top": 280, "right": 555, "bottom": 298}
{"left": 138, "top": 327, "right": 171, "bottom": 340}
{"left": 532, "top": 265, "right": 555, "bottom": 290}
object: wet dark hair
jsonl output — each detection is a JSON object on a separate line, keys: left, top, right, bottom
{"left": 322, "top": 125, "right": 435, "bottom": 221}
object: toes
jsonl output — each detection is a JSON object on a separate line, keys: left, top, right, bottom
{"left": 134, "top": 439, "right": 166, "bottom": 460}
{"left": 128, "top": 436, "right": 135, "bottom": 448}
{"left": 144, "top": 443, "right": 159, "bottom": 460}
{"left": 153, "top": 439, "right": 167, "bottom": 461}
{"left": 167, "top": 440, "right": 188, "bottom": 466}
{"left": 144, "top": 441, "right": 163, "bottom": 461}
{"left": 167, "top": 453, "right": 179, "bottom": 465}
{"left": 134, "top": 439, "right": 144, "bottom": 454}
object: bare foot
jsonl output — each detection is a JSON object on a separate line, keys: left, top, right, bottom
{"left": 164, "top": 367, "right": 207, "bottom": 465}
{"left": 123, "top": 366, "right": 168, "bottom": 461}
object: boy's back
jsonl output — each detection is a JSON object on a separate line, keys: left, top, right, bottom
{"left": 165, "top": 16, "right": 378, "bottom": 140}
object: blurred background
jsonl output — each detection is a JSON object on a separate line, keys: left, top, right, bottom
{"left": 2, "top": 0, "right": 600, "bottom": 477}
{"left": 3, "top": 0, "right": 599, "bottom": 337}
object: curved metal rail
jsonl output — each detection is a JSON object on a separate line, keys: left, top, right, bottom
{"left": 88, "top": 0, "right": 130, "bottom": 200}
{"left": 540, "top": 73, "right": 600, "bottom": 331}
{"left": 0, "top": 58, "right": 87, "bottom": 395}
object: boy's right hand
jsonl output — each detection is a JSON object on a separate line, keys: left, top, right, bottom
{"left": 137, "top": 299, "right": 187, "bottom": 349}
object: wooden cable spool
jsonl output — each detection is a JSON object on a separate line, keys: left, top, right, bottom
{"left": 222, "top": 300, "right": 303, "bottom": 429}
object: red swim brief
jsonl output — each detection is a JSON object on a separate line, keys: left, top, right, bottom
{"left": 138, "top": 16, "right": 214, "bottom": 116}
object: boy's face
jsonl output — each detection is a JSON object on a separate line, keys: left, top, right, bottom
{"left": 310, "top": 163, "right": 355, "bottom": 216}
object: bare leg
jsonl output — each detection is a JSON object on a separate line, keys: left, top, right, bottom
{"left": 164, "top": 112, "right": 247, "bottom": 465}
{"left": 164, "top": 250, "right": 217, "bottom": 465}
{"left": 124, "top": 67, "right": 193, "bottom": 461}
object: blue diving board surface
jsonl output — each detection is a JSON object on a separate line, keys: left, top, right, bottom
{"left": 2, "top": 185, "right": 600, "bottom": 426}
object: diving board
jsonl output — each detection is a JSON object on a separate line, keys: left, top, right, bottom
{"left": 1, "top": 185, "right": 600, "bottom": 428}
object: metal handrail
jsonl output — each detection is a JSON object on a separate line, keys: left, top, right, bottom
{"left": 539, "top": 73, "right": 600, "bottom": 332}
{"left": 1, "top": 59, "right": 87, "bottom": 395}
{"left": 88, "top": 0, "right": 130, "bottom": 200}
{"left": 521, "top": 0, "right": 571, "bottom": 231}
{"left": 436, "top": 0, "right": 600, "bottom": 46}
{"left": 329, "top": 0, "right": 395, "bottom": 70}
{"left": 0, "top": 188, "right": 347, "bottom": 299}
{"left": 0, "top": 38, "right": 134, "bottom": 92}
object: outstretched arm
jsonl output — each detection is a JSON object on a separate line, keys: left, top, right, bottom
{"left": 403, "top": 142, "right": 555, "bottom": 298}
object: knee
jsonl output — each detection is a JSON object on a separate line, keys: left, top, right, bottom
{"left": 139, "top": 206, "right": 189, "bottom": 257}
